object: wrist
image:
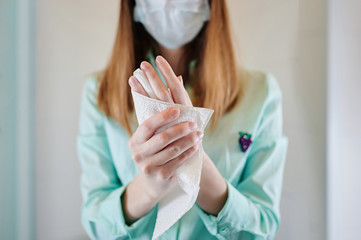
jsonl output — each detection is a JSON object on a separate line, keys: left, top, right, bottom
{"left": 134, "top": 175, "right": 159, "bottom": 206}
{"left": 122, "top": 175, "right": 158, "bottom": 224}
{"left": 197, "top": 150, "right": 228, "bottom": 215}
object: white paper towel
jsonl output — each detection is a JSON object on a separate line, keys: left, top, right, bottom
{"left": 131, "top": 70, "right": 213, "bottom": 239}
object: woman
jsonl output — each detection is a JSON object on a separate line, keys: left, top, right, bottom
{"left": 77, "top": 0, "right": 288, "bottom": 239}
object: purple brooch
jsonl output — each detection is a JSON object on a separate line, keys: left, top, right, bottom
{"left": 239, "top": 132, "right": 252, "bottom": 152}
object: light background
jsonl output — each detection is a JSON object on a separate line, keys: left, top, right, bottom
{"left": 35, "top": 1, "right": 326, "bottom": 239}
{"left": 1, "top": 0, "right": 360, "bottom": 240}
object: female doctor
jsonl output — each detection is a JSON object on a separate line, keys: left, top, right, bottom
{"left": 77, "top": 0, "right": 288, "bottom": 239}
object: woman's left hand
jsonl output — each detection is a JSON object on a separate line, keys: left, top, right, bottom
{"left": 129, "top": 55, "right": 192, "bottom": 107}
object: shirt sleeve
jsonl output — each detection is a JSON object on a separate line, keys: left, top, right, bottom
{"left": 77, "top": 76, "right": 157, "bottom": 240}
{"left": 195, "top": 74, "right": 288, "bottom": 240}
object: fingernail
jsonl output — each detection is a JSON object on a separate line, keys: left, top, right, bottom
{"left": 178, "top": 75, "right": 183, "bottom": 84}
{"left": 170, "top": 108, "right": 179, "bottom": 118}
{"left": 156, "top": 55, "right": 165, "bottom": 64}
{"left": 197, "top": 131, "right": 204, "bottom": 139}
{"left": 140, "top": 61, "right": 148, "bottom": 71}
{"left": 129, "top": 77, "right": 136, "bottom": 87}
{"left": 189, "top": 122, "right": 196, "bottom": 131}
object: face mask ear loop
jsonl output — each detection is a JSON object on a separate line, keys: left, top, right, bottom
{"left": 203, "top": 2, "right": 211, "bottom": 21}
{"left": 133, "top": 5, "right": 142, "bottom": 22}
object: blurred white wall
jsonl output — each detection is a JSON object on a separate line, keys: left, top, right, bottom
{"left": 327, "top": 0, "right": 361, "bottom": 239}
{"left": 35, "top": 1, "right": 328, "bottom": 240}
{"left": 35, "top": 1, "right": 119, "bottom": 239}
{"left": 229, "top": 1, "right": 327, "bottom": 239}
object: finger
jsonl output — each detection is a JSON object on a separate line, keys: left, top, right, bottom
{"left": 133, "top": 68, "right": 157, "bottom": 98}
{"left": 155, "top": 55, "right": 188, "bottom": 105}
{"left": 134, "top": 107, "right": 180, "bottom": 143}
{"left": 177, "top": 75, "right": 183, "bottom": 84}
{"left": 155, "top": 141, "right": 202, "bottom": 180}
{"left": 129, "top": 76, "right": 149, "bottom": 97}
{"left": 177, "top": 75, "right": 193, "bottom": 106}
{"left": 151, "top": 130, "right": 203, "bottom": 166}
{"left": 142, "top": 121, "right": 197, "bottom": 156}
{"left": 141, "top": 61, "right": 174, "bottom": 103}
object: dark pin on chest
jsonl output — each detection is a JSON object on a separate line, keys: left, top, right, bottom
{"left": 239, "top": 132, "right": 252, "bottom": 152}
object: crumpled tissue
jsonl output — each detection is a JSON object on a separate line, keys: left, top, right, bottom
{"left": 131, "top": 69, "right": 213, "bottom": 239}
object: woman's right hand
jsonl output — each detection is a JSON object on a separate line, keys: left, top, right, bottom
{"left": 127, "top": 107, "right": 203, "bottom": 202}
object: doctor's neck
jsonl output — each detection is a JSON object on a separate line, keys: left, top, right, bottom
{"left": 158, "top": 45, "right": 186, "bottom": 77}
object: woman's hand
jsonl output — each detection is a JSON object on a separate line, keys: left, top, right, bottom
{"left": 127, "top": 107, "right": 203, "bottom": 202}
{"left": 129, "top": 55, "right": 193, "bottom": 106}
{"left": 125, "top": 56, "right": 226, "bottom": 223}
{"left": 123, "top": 57, "right": 203, "bottom": 224}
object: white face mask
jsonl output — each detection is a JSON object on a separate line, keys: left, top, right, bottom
{"left": 134, "top": 0, "right": 210, "bottom": 49}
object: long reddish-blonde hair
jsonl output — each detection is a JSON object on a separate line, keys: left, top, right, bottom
{"left": 98, "top": 0, "right": 244, "bottom": 136}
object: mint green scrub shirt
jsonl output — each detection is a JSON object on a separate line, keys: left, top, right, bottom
{"left": 77, "top": 59, "right": 288, "bottom": 240}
